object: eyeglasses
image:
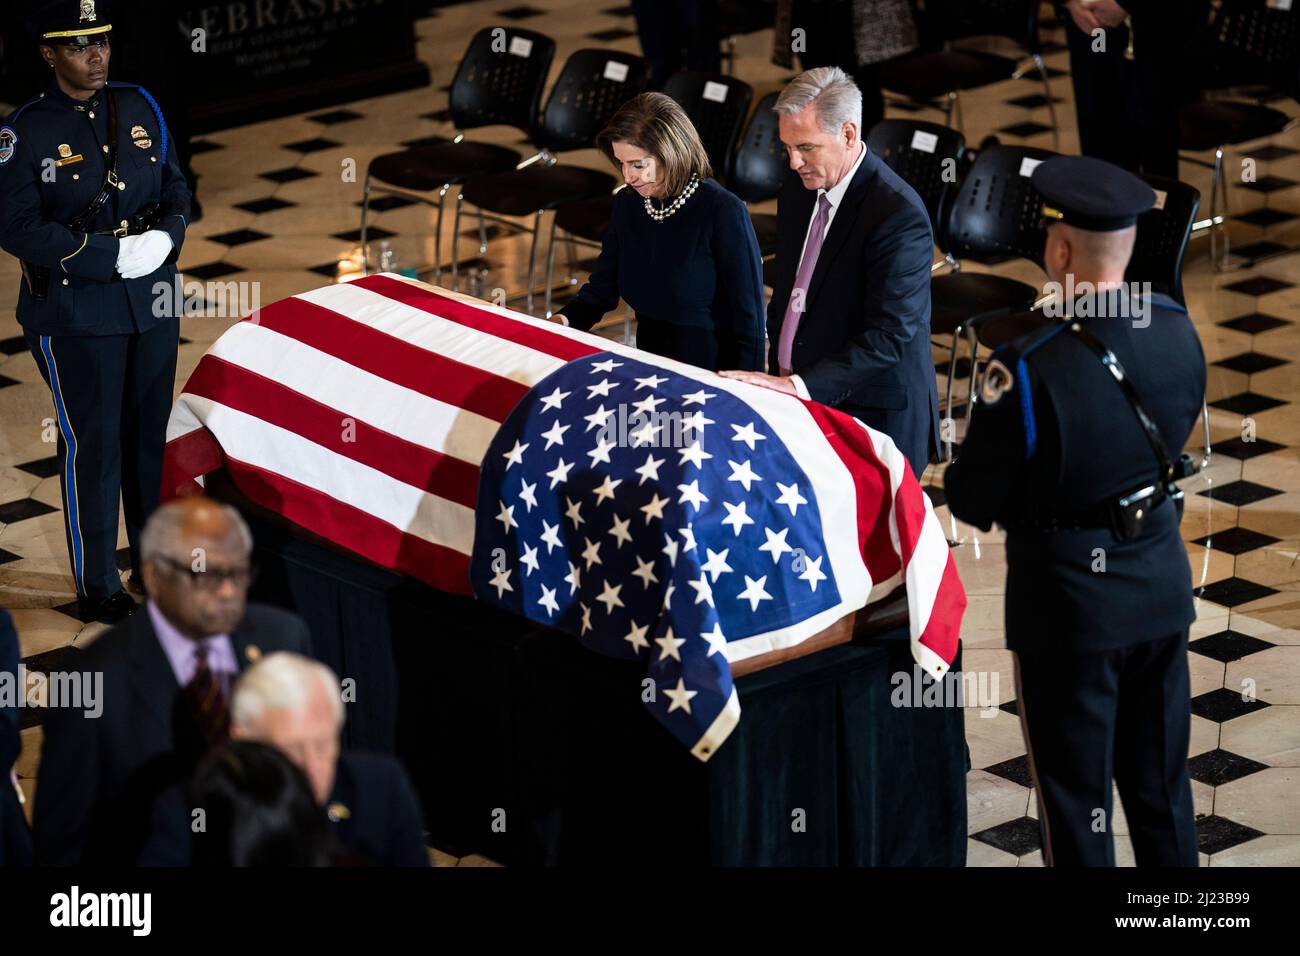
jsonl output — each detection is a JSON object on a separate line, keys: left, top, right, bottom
{"left": 153, "top": 556, "right": 254, "bottom": 591}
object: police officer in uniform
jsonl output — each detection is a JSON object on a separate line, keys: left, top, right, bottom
{"left": 0, "top": 1, "right": 190, "bottom": 624}
{"left": 945, "top": 156, "right": 1206, "bottom": 866}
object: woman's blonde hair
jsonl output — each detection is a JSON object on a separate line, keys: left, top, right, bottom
{"left": 596, "top": 92, "right": 711, "bottom": 197}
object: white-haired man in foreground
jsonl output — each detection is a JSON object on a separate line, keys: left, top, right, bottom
{"left": 142, "top": 652, "right": 429, "bottom": 866}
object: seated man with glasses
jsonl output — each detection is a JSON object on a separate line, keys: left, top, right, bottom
{"left": 34, "top": 496, "right": 312, "bottom": 865}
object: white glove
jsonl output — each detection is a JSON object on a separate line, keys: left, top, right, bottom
{"left": 116, "top": 230, "right": 173, "bottom": 279}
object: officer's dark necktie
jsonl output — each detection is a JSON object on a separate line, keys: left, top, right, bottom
{"left": 184, "top": 641, "right": 230, "bottom": 745}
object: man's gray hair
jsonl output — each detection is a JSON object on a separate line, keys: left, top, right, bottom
{"left": 231, "top": 652, "right": 345, "bottom": 732}
{"left": 139, "top": 499, "right": 253, "bottom": 563}
{"left": 773, "top": 66, "right": 863, "bottom": 137}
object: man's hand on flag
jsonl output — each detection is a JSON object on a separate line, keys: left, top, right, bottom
{"left": 718, "top": 370, "right": 798, "bottom": 396}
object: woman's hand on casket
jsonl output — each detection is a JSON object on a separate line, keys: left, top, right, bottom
{"left": 550, "top": 311, "right": 570, "bottom": 327}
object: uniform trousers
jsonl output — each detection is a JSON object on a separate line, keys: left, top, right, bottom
{"left": 1013, "top": 630, "right": 1199, "bottom": 867}
{"left": 24, "top": 317, "right": 179, "bottom": 600}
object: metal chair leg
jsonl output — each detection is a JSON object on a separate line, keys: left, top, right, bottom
{"left": 963, "top": 324, "right": 980, "bottom": 438}
{"left": 433, "top": 185, "right": 448, "bottom": 286}
{"left": 477, "top": 206, "right": 488, "bottom": 255}
{"left": 1034, "top": 53, "right": 1060, "bottom": 151}
{"left": 525, "top": 209, "right": 543, "bottom": 315}
{"left": 1210, "top": 146, "right": 1228, "bottom": 271}
{"left": 944, "top": 325, "right": 964, "bottom": 463}
{"left": 360, "top": 173, "right": 372, "bottom": 275}
{"left": 544, "top": 214, "right": 560, "bottom": 319}
{"left": 451, "top": 191, "right": 465, "bottom": 292}
{"left": 1201, "top": 396, "right": 1212, "bottom": 467}
{"left": 944, "top": 91, "right": 957, "bottom": 129}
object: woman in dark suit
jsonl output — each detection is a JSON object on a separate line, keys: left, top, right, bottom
{"left": 554, "top": 93, "right": 767, "bottom": 372}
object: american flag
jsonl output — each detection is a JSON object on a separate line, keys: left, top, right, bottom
{"left": 162, "top": 273, "right": 965, "bottom": 759}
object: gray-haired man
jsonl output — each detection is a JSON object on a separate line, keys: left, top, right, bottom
{"left": 34, "top": 496, "right": 311, "bottom": 865}
{"left": 721, "top": 66, "right": 940, "bottom": 479}
{"left": 142, "top": 652, "right": 429, "bottom": 866}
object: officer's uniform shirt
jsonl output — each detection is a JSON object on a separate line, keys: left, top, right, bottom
{"left": 0, "top": 80, "right": 190, "bottom": 336}
{"left": 944, "top": 294, "right": 1206, "bottom": 654}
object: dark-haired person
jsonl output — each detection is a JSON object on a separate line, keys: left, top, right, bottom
{"left": 0, "top": 1, "right": 191, "bottom": 625}
{"left": 553, "top": 92, "right": 766, "bottom": 373}
{"left": 188, "top": 741, "right": 336, "bottom": 867}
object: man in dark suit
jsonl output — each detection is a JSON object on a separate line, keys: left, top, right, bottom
{"left": 945, "top": 157, "right": 1206, "bottom": 866}
{"left": 141, "top": 652, "right": 429, "bottom": 867}
{"left": 721, "top": 66, "right": 940, "bottom": 479}
{"left": 1, "top": 609, "right": 32, "bottom": 866}
{"left": 33, "top": 496, "right": 311, "bottom": 865}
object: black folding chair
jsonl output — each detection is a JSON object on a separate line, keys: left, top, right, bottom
{"left": 543, "top": 72, "right": 753, "bottom": 319}
{"left": 866, "top": 119, "right": 966, "bottom": 241}
{"left": 730, "top": 91, "right": 787, "bottom": 261}
{"left": 455, "top": 48, "right": 651, "bottom": 314}
{"left": 930, "top": 144, "right": 1059, "bottom": 459}
{"left": 359, "top": 27, "right": 556, "bottom": 280}
{"left": 1179, "top": 0, "right": 1300, "bottom": 270}
{"left": 878, "top": 0, "right": 1058, "bottom": 146}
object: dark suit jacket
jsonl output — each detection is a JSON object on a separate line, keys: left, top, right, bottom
{"left": 767, "top": 146, "right": 941, "bottom": 478}
{"left": 1, "top": 609, "right": 32, "bottom": 867}
{"left": 33, "top": 603, "right": 311, "bottom": 866}
{"left": 139, "top": 751, "right": 430, "bottom": 867}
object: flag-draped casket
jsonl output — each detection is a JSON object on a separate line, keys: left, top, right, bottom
{"left": 162, "top": 274, "right": 965, "bottom": 759}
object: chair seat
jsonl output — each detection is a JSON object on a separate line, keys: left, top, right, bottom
{"left": 880, "top": 49, "right": 1019, "bottom": 102}
{"left": 1179, "top": 99, "right": 1292, "bottom": 152}
{"left": 369, "top": 142, "right": 523, "bottom": 192}
{"left": 555, "top": 193, "right": 615, "bottom": 242}
{"left": 931, "top": 272, "right": 1039, "bottom": 336}
{"left": 462, "top": 165, "right": 617, "bottom": 216}
{"left": 973, "top": 310, "right": 1056, "bottom": 350}
{"left": 750, "top": 212, "right": 778, "bottom": 256}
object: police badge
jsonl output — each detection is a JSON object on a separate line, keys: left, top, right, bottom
{"left": 0, "top": 127, "right": 16, "bottom": 165}
{"left": 80, "top": 0, "right": 97, "bottom": 23}
{"left": 131, "top": 124, "right": 153, "bottom": 149}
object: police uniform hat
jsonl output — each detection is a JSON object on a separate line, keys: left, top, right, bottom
{"left": 34, "top": 0, "right": 112, "bottom": 46}
{"left": 1032, "top": 155, "right": 1156, "bottom": 232}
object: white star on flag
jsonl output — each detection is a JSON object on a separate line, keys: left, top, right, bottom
{"left": 564, "top": 496, "right": 584, "bottom": 528}
{"left": 663, "top": 678, "right": 698, "bottom": 714}
{"left": 701, "top": 621, "right": 727, "bottom": 657}
{"left": 736, "top": 575, "right": 773, "bottom": 612}
{"left": 624, "top": 620, "right": 650, "bottom": 652}
{"left": 564, "top": 560, "right": 581, "bottom": 595}
{"left": 546, "top": 457, "right": 574, "bottom": 489}
{"left": 776, "top": 481, "right": 808, "bottom": 516}
{"left": 586, "top": 378, "right": 617, "bottom": 399}
{"left": 687, "top": 573, "right": 714, "bottom": 607}
{"left": 681, "top": 388, "right": 715, "bottom": 406}
{"left": 502, "top": 440, "right": 528, "bottom": 469}
{"left": 540, "top": 419, "right": 569, "bottom": 449}
{"left": 655, "top": 627, "right": 685, "bottom": 661}
{"left": 640, "top": 492, "right": 669, "bottom": 523}
{"left": 731, "top": 421, "right": 766, "bottom": 451}
{"left": 590, "top": 358, "right": 623, "bottom": 374}
{"left": 495, "top": 500, "right": 517, "bottom": 532}
{"left": 608, "top": 513, "right": 633, "bottom": 548}
{"left": 587, "top": 437, "right": 615, "bottom": 467}
{"left": 721, "top": 500, "right": 754, "bottom": 536}
{"left": 539, "top": 519, "right": 562, "bottom": 554}
{"left": 538, "top": 585, "right": 559, "bottom": 616}
{"left": 584, "top": 404, "right": 614, "bottom": 432}
{"left": 701, "top": 547, "right": 733, "bottom": 581}
{"left": 596, "top": 579, "right": 624, "bottom": 613}
{"left": 758, "top": 526, "right": 793, "bottom": 564}
{"left": 518, "top": 479, "right": 537, "bottom": 512}
{"left": 634, "top": 373, "right": 667, "bottom": 390}
{"left": 631, "top": 394, "right": 665, "bottom": 416}
{"left": 635, "top": 453, "right": 665, "bottom": 485}
{"left": 727, "top": 459, "right": 762, "bottom": 492}
{"left": 591, "top": 474, "right": 622, "bottom": 504}
{"left": 677, "top": 479, "right": 708, "bottom": 512}
{"left": 632, "top": 555, "right": 658, "bottom": 587}
{"left": 799, "top": 554, "right": 828, "bottom": 591}
{"left": 520, "top": 543, "right": 539, "bottom": 576}
{"left": 581, "top": 537, "right": 602, "bottom": 570}
{"left": 678, "top": 441, "right": 712, "bottom": 469}
{"left": 539, "top": 386, "right": 570, "bottom": 412}
{"left": 489, "top": 567, "right": 512, "bottom": 598}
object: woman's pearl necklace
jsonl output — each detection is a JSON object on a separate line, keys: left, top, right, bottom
{"left": 644, "top": 174, "right": 700, "bottom": 222}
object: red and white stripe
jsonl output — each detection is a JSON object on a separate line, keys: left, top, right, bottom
{"left": 163, "top": 273, "right": 963, "bottom": 675}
